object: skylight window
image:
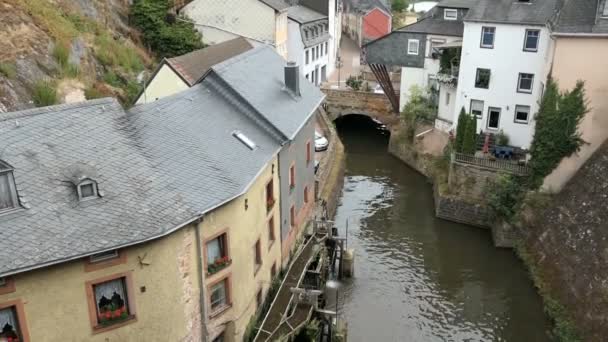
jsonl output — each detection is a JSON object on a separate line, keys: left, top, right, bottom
{"left": 233, "top": 131, "right": 257, "bottom": 150}
{"left": 0, "top": 160, "right": 19, "bottom": 213}
{"left": 77, "top": 179, "right": 99, "bottom": 201}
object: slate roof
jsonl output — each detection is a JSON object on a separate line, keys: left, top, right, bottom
{"left": 397, "top": 16, "right": 465, "bottom": 36}
{"left": 463, "top": 0, "right": 561, "bottom": 25}
{"left": 287, "top": 5, "right": 327, "bottom": 24}
{"left": 0, "top": 83, "right": 281, "bottom": 276}
{"left": 343, "top": 0, "right": 390, "bottom": 14}
{"left": 166, "top": 37, "right": 254, "bottom": 86}
{"left": 209, "top": 46, "right": 325, "bottom": 140}
{"left": 553, "top": 0, "right": 608, "bottom": 34}
{"left": 260, "top": 0, "right": 291, "bottom": 11}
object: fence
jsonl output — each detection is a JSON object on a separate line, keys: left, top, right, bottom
{"left": 452, "top": 153, "right": 530, "bottom": 175}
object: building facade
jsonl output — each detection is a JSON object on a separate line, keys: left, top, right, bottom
{"left": 181, "top": 0, "right": 289, "bottom": 58}
{"left": 287, "top": 5, "right": 331, "bottom": 85}
{"left": 542, "top": 0, "right": 608, "bottom": 191}
{"left": 343, "top": 0, "right": 392, "bottom": 46}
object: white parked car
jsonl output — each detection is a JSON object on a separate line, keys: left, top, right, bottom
{"left": 315, "top": 131, "right": 328, "bottom": 151}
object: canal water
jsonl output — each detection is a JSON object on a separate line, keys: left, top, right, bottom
{"left": 332, "top": 115, "right": 551, "bottom": 342}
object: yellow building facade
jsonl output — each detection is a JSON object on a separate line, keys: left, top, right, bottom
{"left": 0, "top": 156, "right": 280, "bottom": 342}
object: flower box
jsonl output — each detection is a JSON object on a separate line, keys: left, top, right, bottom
{"left": 207, "top": 257, "right": 232, "bottom": 275}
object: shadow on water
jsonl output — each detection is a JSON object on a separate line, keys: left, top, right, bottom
{"left": 332, "top": 115, "right": 552, "bottom": 342}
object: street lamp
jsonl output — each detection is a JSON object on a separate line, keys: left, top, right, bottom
{"left": 336, "top": 56, "right": 343, "bottom": 88}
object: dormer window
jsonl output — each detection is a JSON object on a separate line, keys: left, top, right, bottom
{"left": 444, "top": 9, "right": 457, "bottom": 20}
{"left": 0, "top": 160, "right": 19, "bottom": 213}
{"left": 77, "top": 179, "right": 98, "bottom": 201}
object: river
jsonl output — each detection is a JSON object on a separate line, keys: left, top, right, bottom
{"left": 332, "top": 115, "right": 551, "bottom": 342}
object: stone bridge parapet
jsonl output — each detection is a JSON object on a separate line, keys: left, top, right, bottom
{"left": 321, "top": 87, "right": 399, "bottom": 125}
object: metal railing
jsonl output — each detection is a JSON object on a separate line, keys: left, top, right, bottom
{"left": 452, "top": 153, "right": 530, "bottom": 175}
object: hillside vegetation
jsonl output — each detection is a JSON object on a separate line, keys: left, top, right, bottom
{"left": 0, "top": 0, "right": 154, "bottom": 111}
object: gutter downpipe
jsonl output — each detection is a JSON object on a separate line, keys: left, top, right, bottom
{"left": 194, "top": 216, "right": 209, "bottom": 342}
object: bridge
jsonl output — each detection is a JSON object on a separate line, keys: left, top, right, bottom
{"left": 321, "top": 87, "right": 400, "bottom": 126}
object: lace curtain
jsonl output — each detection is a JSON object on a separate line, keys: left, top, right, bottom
{"left": 0, "top": 307, "right": 17, "bottom": 337}
{"left": 94, "top": 278, "right": 127, "bottom": 312}
{"left": 207, "top": 239, "right": 221, "bottom": 265}
{"left": 0, "top": 173, "right": 13, "bottom": 210}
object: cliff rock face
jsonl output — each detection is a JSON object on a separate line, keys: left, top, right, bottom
{"left": 0, "top": 0, "right": 151, "bottom": 112}
{"left": 522, "top": 140, "right": 608, "bottom": 341}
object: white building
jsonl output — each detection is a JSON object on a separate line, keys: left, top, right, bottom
{"left": 287, "top": 5, "right": 331, "bottom": 85}
{"left": 180, "top": 0, "right": 290, "bottom": 58}
{"left": 446, "top": 0, "right": 559, "bottom": 149}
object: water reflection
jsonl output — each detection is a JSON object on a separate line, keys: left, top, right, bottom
{"left": 332, "top": 115, "right": 551, "bottom": 342}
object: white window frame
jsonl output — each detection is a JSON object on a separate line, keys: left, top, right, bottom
{"left": 514, "top": 105, "right": 531, "bottom": 124}
{"left": 470, "top": 99, "right": 484, "bottom": 118}
{"left": 0, "top": 166, "right": 19, "bottom": 214}
{"left": 407, "top": 39, "right": 419, "bottom": 55}
{"left": 480, "top": 26, "right": 495, "bottom": 48}
{"left": 444, "top": 9, "right": 457, "bottom": 20}
{"left": 523, "top": 29, "right": 540, "bottom": 52}
{"left": 487, "top": 107, "right": 501, "bottom": 130}
{"left": 90, "top": 250, "right": 119, "bottom": 263}
{"left": 517, "top": 73, "right": 534, "bottom": 93}
{"left": 77, "top": 179, "right": 98, "bottom": 201}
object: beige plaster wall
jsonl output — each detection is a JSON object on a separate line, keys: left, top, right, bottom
{"left": 135, "top": 64, "right": 190, "bottom": 105}
{"left": 543, "top": 37, "right": 608, "bottom": 191}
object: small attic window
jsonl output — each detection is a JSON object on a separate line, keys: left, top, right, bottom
{"left": 517, "top": 0, "right": 531, "bottom": 2}
{"left": 0, "top": 160, "right": 19, "bottom": 213}
{"left": 77, "top": 179, "right": 99, "bottom": 201}
{"left": 233, "top": 131, "right": 257, "bottom": 150}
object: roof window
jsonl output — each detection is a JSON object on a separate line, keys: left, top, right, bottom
{"left": 90, "top": 250, "right": 119, "bottom": 263}
{"left": 603, "top": 2, "right": 608, "bottom": 17}
{"left": 0, "top": 160, "right": 19, "bottom": 214}
{"left": 444, "top": 9, "right": 457, "bottom": 20}
{"left": 233, "top": 131, "right": 257, "bottom": 150}
{"left": 77, "top": 179, "right": 99, "bottom": 201}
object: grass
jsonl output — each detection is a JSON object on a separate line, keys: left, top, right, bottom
{"left": 32, "top": 80, "right": 58, "bottom": 107}
{"left": 516, "top": 244, "right": 582, "bottom": 342}
{"left": 0, "top": 62, "right": 17, "bottom": 79}
{"left": 14, "top": 0, "right": 79, "bottom": 45}
{"left": 94, "top": 33, "right": 144, "bottom": 72}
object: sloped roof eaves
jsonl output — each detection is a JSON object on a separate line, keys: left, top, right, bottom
{"left": 260, "top": 0, "right": 290, "bottom": 11}
{"left": 553, "top": 0, "right": 608, "bottom": 34}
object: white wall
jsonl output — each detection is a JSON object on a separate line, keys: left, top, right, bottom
{"left": 287, "top": 19, "right": 305, "bottom": 67}
{"left": 437, "top": 84, "right": 457, "bottom": 125}
{"left": 327, "top": 0, "right": 337, "bottom": 75}
{"left": 182, "top": 0, "right": 276, "bottom": 45}
{"left": 289, "top": 20, "right": 329, "bottom": 87}
{"left": 135, "top": 64, "right": 189, "bottom": 105}
{"left": 454, "top": 22, "right": 553, "bottom": 148}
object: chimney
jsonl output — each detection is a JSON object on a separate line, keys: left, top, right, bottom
{"left": 284, "top": 61, "right": 300, "bottom": 96}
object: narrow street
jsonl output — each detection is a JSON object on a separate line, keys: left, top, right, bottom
{"left": 328, "top": 36, "right": 362, "bottom": 88}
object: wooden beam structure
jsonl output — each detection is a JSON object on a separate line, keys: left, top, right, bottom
{"left": 369, "top": 63, "right": 400, "bottom": 114}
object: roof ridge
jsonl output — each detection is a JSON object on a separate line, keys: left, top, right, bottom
{"left": 0, "top": 98, "right": 120, "bottom": 122}
{"left": 211, "top": 45, "right": 269, "bottom": 73}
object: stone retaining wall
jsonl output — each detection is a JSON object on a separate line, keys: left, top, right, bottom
{"left": 433, "top": 186, "right": 492, "bottom": 228}
{"left": 321, "top": 87, "right": 398, "bottom": 126}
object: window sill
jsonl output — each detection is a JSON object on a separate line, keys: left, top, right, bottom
{"left": 209, "top": 304, "right": 232, "bottom": 319}
{"left": 514, "top": 120, "right": 529, "bottom": 125}
{"left": 517, "top": 89, "right": 533, "bottom": 94}
{"left": 523, "top": 49, "right": 538, "bottom": 53}
{"left": 207, "top": 259, "right": 232, "bottom": 277}
{"left": 92, "top": 315, "right": 137, "bottom": 334}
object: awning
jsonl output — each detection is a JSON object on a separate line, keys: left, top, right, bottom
{"left": 434, "top": 40, "right": 463, "bottom": 49}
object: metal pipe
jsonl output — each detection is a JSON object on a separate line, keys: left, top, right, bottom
{"left": 194, "top": 217, "right": 209, "bottom": 342}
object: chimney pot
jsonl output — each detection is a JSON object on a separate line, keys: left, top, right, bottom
{"left": 284, "top": 61, "right": 300, "bottom": 96}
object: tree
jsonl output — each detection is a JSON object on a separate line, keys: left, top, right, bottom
{"left": 462, "top": 114, "right": 477, "bottom": 155}
{"left": 392, "top": 0, "right": 408, "bottom": 12}
{"left": 528, "top": 78, "right": 588, "bottom": 187}
{"left": 454, "top": 107, "right": 467, "bottom": 152}
{"left": 131, "top": 0, "right": 204, "bottom": 58}
{"left": 401, "top": 85, "right": 434, "bottom": 142}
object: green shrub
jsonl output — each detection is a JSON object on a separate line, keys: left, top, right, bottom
{"left": 53, "top": 43, "right": 70, "bottom": 68}
{"left": 454, "top": 107, "right": 467, "bottom": 152}
{"left": 529, "top": 78, "right": 588, "bottom": 188}
{"left": 94, "top": 33, "right": 144, "bottom": 72}
{"left": 462, "top": 113, "right": 477, "bottom": 154}
{"left": 487, "top": 173, "right": 525, "bottom": 221}
{"left": 84, "top": 86, "right": 104, "bottom": 100}
{"left": 64, "top": 13, "right": 97, "bottom": 33}
{"left": 64, "top": 63, "right": 80, "bottom": 78}
{"left": 103, "top": 71, "right": 122, "bottom": 87}
{"left": 123, "top": 80, "right": 142, "bottom": 106}
{"left": 392, "top": 0, "right": 408, "bottom": 12}
{"left": 32, "top": 81, "right": 58, "bottom": 107}
{"left": 0, "top": 63, "right": 16, "bottom": 79}
{"left": 400, "top": 85, "right": 435, "bottom": 142}
{"left": 496, "top": 129, "right": 509, "bottom": 146}
{"left": 131, "top": 0, "right": 204, "bottom": 58}
{"left": 345, "top": 75, "right": 363, "bottom": 90}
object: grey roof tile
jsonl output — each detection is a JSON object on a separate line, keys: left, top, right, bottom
{"left": 209, "top": 46, "right": 325, "bottom": 140}
{"left": 464, "top": 0, "right": 561, "bottom": 25}
{"left": 288, "top": 5, "right": 327, "bottom": 24}
{"left": 554, "top": 0, "right": 608, "bottom": 34}
{"left": 0, "top": 83, "right": 281, "bottom": 276}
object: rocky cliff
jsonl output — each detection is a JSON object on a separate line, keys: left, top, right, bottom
{"left": 520, "top": 140, "right": 608, "bottom": 341}
{"left": 0, "top": 0, "right": 152, "bottom": 112}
